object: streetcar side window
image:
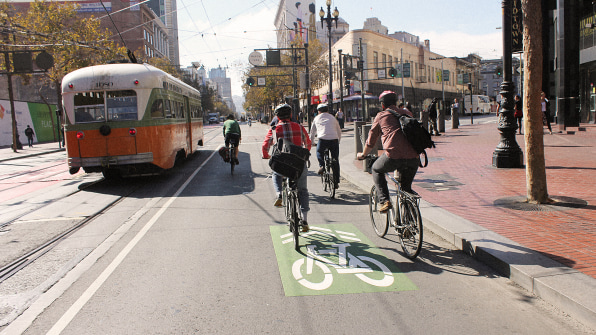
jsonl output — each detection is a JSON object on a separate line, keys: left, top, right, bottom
{"left": 164, "top": 100, "right": 172, "bottom": 118}
{"left": 107, "top": 90, "right": 137, "bottom": 121}
{"left": 151, "top": 99, "right": 165, "bottom": 118}
{"left": 74, "top": 92, "right": 105, "bottom": 123}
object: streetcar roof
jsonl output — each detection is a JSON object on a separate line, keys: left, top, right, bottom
{"left": 61, "top": 63, "right": 198, "bottom": 96}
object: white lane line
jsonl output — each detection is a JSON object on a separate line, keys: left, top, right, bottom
{"left": 1, "top": 150, "right": 216, "bottom": 335}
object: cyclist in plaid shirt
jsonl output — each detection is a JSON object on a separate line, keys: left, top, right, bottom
{"left": 262, "top": 103, "right": 312, "bottom": 232}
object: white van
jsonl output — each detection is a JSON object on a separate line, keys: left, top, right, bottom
{"left": 462, "top": 95, "right": 492, "bottom": 115}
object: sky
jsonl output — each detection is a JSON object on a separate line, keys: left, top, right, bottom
{"left": 176, "top": 0, "right": 505, "bottom": 105}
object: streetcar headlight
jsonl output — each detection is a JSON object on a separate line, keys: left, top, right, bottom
{"left": 68, "top": 83, "right": 74, "bottom": 89}
{"left": 129, "top": 128, "right": 137, "bottom": 136}
{"left": 76, "top": 131, "right": 84, "bottom": 139}
{"left": 134, "top": 79, "right": 139, "bottom": 85}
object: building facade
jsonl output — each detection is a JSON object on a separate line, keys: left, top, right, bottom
{"left": 314, "top": 29, "right": 480, "bottom": 121}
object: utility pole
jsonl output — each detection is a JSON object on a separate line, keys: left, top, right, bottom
{"left": 359, "top": 38, "right": 366, "bottom": 121}
{"left": 339, "top": 49, "right": 343, "bottom": 114}
{"left": 401, "top": 48, "right": 405, "bottom": 102}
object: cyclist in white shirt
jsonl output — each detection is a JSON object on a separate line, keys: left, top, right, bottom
{"left": 310, "top": 103, "right": 342, "bottom": 189}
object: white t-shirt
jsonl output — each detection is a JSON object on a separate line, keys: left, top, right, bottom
{"left": 310, "top": 112, "right": 341, "bottom": 142}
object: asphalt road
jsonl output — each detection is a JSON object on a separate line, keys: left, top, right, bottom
{"left": 0, "top": 123, "right": 592, "bottom": 334}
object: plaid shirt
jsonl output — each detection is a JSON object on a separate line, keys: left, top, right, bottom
{"left": 262, "top": 119, "right": 312, "bottom": 158}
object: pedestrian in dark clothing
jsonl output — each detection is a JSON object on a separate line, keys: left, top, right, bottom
{"left": 514, "top": 94, "right": 523, "bottom": 134}
{"left": 24, "top": 125, "right": 35, "bottom": 147}
{"left": 428, "top": 98, "right": 440, "bottom": 136}
{"left": 541, "top": 91, "right": 553, "bottom": 134}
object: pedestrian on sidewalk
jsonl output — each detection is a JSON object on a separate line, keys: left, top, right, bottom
{"left": 336, "top": 108, "right": 345, "bottom": 129}
{"left": 356, "top": 91, "right": 419, "bottom": 213}
{"left": 428, "top": 98, "right": 441, "bottom": 136}
{"left": 310, "top": 103, "right": 341, "bottom": 188}
{"left": 541, "top": 91, "right": 553, "bottom": 135}
{"left": 24, "top": 125, "right": 35, "bottom": 147}
{"left": 514, "top": 94, "right": 523, "bottom": 134}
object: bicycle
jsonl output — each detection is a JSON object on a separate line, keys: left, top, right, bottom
{"left": 320, "top": 148, "right": 337, "bottom": 198}
{"left": 282, "top": 177, "right": 303, "bottom": 251}
{"left": 366, "top": 155, "right": 423, "bottom": 259}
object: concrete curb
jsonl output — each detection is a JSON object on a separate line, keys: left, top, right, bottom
{"left": 339, "top": 150, "right": 596, "bottom": 330}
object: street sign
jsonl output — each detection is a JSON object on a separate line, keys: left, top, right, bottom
{"left": 248, "top": 51, "right": 263, "bottom": 66}
{"left": 443, "top": 70, "right": 450, "bottom": 81}
{"left": 403, "top": 63, "right": 410, "bottom": 78}
{"left": 257, "top": 77, "right": 266, "bottom": 86}
{"left": 377, "top": 69, "right": 386, "bottom": 79}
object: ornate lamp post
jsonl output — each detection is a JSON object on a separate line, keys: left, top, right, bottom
{"left": 492, "top": 0, "right": 523, "bottom": 168}
{"left": 320, "top": 0, "right": 339, "bottom": 113}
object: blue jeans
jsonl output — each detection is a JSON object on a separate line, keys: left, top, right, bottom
{"left": 372, "top": 154, "right": 419, "bottom": 203}
{"left": 272, "top": 165, "right": 309, "bottom": 215}
{"left": 316, "top": 139, "right": 340, "bottom": 184}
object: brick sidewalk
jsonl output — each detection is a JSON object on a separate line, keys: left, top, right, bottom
{"left": 411, "top": 122, "right": 596, "bottom": 279}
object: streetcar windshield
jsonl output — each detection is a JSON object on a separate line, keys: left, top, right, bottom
{"left": 73, "top": 90, "right": 137, "bottom": 123}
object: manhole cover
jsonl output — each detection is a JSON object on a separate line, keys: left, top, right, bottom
{"left": 493, "top": 196, "right": 588, "bottom": 212}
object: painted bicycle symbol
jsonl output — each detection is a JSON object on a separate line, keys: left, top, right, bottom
{"left": 281, "top": 227, "right": 394, "bottom": 290}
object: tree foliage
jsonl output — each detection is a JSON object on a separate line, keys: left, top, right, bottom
{"left": 242, "top": 37, "right": 328, "bottom": 113}
{"left": 1, "top": 0, "right": 127, "bottom": 109}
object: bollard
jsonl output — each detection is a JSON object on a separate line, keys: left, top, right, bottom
{"left": 354, "top": 121, "right": 365, "bottom": 158}
{"left": 360, "top": 124, "right": 381, "bottom": 172}
{"left": 451, "top": 107, "right": 459, "bottom": 129}
{"left": 438, "top": 107, "right": 445, "bottom": 133}
{"left": 421, "top": 111, "right": 429, "bottom": 131}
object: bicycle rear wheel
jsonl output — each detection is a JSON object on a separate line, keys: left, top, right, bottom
{"left": 289, "top": 193, "right": 300, "bottom": 251}
{"left": 230, "top": 146, "right": 236, "bottom": 174}
{"left": 325, "top": 170, "right": 335, "bottom": 198}
{"left": 368, "top": 185, "right": 388, "bottom": 237}
{"left": 398, "top": 199, "right": 423, "bottom": 259}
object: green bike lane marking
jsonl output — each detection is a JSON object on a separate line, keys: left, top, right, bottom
{"left": 270, "top": 223, "right": 417, "bottom": 296}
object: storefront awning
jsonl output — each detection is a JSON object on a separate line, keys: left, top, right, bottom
{"left": 336, "top": 94, "right": 378, "bottom": 102}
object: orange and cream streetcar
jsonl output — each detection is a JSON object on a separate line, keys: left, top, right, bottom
{"left": 62, "top": 63, "right": 204, "bottom": 178}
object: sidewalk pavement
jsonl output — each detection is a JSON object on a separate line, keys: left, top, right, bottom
{"left": 0, "top": 142, "right": 64, "bottom": 163}
{"left": 339, "top": 117, "right": 596, "bottom": 329}
{"left": 1, "top": 121, "right": 595, "bottom": 329}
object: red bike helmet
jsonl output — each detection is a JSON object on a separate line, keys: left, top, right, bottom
{"left": 379, "top": 90, "right": 398, "bottom": 106}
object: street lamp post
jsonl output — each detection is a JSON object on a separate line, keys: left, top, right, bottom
{"left": 492, "top": 0, "right": 523, "bottom": 168}
{"left": 320, "top": 0, "right": 339, "bottom": 113}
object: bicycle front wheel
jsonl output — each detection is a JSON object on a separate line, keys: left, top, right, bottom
{"left": 369, "top": 186, "right": 388, "bottom": 237}
{"left": 398, "top": 199, "right": 423, "bottom": 259}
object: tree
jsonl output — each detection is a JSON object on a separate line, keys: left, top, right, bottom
{"left": 242, "top": 38, "right": 328, "bottom": 118}
{"left": 147, "top": 55, "right": 182, "bottom": 79}
{"left": 522, "top": 0, "right": 550, "bottom": 203}
{"left": 9, "top": 0, "right": 127, "bottom": 112}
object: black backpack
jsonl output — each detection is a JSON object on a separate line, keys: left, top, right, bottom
{"left": 387, "top": 109, "right": 435, "bottom": 167}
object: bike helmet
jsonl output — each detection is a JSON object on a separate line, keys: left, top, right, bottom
{"left": 316, "top": 103, "right": 328, "bottom": 113}
{"left": 379, "top": 90, "right": 398, "bottom": 106}
{"left": 274, "top": 103, "right": 292, "bottom": 120}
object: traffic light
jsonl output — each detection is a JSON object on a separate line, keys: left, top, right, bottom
{"left": 246, "top": 77, "right": 255, "bottom": 86}
{"left": 344, "top": 79, "right": 351, "bottom": 90}
{"left": 495, "top": 66, "right": 502, "bottom": 77}
{"left": 388, "top": 67, "right": 397, "bottom": 78}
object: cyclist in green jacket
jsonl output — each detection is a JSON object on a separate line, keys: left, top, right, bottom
{"left": 223, "top": 114, "right": 241, "bottom": 164}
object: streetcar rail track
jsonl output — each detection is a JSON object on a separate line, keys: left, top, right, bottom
{"left": 0, "top": 183, "right": 140, "bottom": 283}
